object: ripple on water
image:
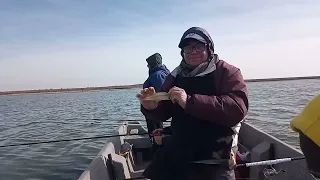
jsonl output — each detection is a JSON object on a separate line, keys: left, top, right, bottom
{"left": 0, "top": 80, "right": 319, "bottom": 179}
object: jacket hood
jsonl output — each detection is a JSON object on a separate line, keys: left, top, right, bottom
{"left": 146, "top": 53, "right": 162, "bottom": 69}
{"left": 178, "top": 27, "right": 215, "bottom": 61}
{"left": 170, "top": 27, "right": 218, "bottom": 78}
{"left": 149, "top": 64, "right": 170, "bottom": 76}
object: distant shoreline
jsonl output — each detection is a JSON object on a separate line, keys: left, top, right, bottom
{"left": 1, "top": 76, "right": 319, "bottom": 96}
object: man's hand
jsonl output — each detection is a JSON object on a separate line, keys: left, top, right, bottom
{"left": 154, "top": 135, "right": 163, "bottom": 145}
{"left": 136, "top": 87, "right": 159, "bottom": 110}
{"left": 152, "top": 128, "right": 164, "bottom": 145}
{"left": 168, "top": 86, "right": 187, "bottom": 109}
{"left": 152, "top": 128, "right": 164, "bottom": 136}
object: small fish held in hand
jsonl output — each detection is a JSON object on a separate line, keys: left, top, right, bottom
{"left": 139, "top": 92, "right": 170, "bottom": 102}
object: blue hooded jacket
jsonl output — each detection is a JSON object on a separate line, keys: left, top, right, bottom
{"left": 143, "top": 64, "right": 170, "bottom": 92}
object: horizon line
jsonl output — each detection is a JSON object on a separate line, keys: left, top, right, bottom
{"left": 1, "top": 75, "right": 319, "bottom": 96}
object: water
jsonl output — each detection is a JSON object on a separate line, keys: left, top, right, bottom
{"left": 0, "top": 79, "right": 319, "bottom": 180}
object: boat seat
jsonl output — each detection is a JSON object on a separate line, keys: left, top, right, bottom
{"left": 119, "top": 142, "right": 147, "bottom": 179}
{"left": 77, "top": 155, "right": 110, "bottom": 180}
{"left": 107, "top": 153, "right": 131, "bottom": 180}
{"left": 98, "top": 142, "right": 116, "bottom": 157}
{"left": 124, "top": 135, "right": 152, "bottom": 149}
{"left": 126, "top": 153, "right": 146, "bottom": 179}
{"left": 106, "top": 153, "right": 150, "bottom": 180}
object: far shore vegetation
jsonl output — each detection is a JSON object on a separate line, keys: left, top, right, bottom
{"left": 1, "top": 76, "right": 319, "bottom": 96}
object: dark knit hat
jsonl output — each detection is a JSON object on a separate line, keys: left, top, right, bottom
{"left": 146, "top": 53, "right": 162, "bottom": 69}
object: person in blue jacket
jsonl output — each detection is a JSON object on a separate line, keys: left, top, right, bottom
{"left": 142, "top": 52, "right": 170, "bottom": 152}
{"left": 143, "top": 53, "right": 170, "bottom": 92}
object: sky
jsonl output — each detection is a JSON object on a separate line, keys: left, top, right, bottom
{"left": 0, "top": 0, "right": 320, "bottom": 91}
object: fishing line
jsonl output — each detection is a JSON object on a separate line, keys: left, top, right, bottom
{"left": 0, "top": 132, "right": 149, "bottom": 148}
{"left": 0, "top": 120, "right": 171, "bottom": 148}
{"left": 46, "top": 118, "right": 172, "bottom": 122}
{"left": 11, "top": 121, "right": 136, "bottom": 126}
{"left": 1, "top": 119, "right": 146, "bottom": 128}
{"left": 62, "top": 118, "right": 144, "bottom": 121}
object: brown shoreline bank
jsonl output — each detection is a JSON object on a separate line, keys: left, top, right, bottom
{"left": 1, "top": 76, "right": 319, "bottom": 96}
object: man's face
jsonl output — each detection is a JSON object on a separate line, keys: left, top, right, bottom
{"left": 182, "top": 39, "right": 208, "bottom": 66}
{"left": 299, "top": 132, "right": 320, "bottom": 179}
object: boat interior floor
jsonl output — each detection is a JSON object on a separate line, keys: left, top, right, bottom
{"left": 130, "top": 161, "right": 150, "bottom": 180}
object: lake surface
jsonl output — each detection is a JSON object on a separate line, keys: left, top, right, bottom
{"left": 0, "top": 79, "right": 319, "bottom": 180}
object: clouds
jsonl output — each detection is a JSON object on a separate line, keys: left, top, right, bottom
{"left": 0, "top": 0, "right": 320, "bottom": 91}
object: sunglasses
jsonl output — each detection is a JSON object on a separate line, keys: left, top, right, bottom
{"left": 183, "top": 43, "right": 207, "bottom": 54}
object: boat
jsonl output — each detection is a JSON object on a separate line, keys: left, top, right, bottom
{"left": 77, "top": 120, "right": 315, "bottom": 180}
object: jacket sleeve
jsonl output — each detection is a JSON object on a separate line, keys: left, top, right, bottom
{"left": 143, "top": 78, "right": 150, "bottom": 89}
{"left": 163, "top": 126, "right": 172, "bottom": 135}
{"left": 162, "top": 135, "right": 172, "bottom": 146}
{"left": 140, "top": 74, "right": 175, "bottom": 122}
{"left": 184, "top": 68, "right": 249, "bottom": 128}
{"left": 149, "top": 72, "right": 168, "bottom": 92}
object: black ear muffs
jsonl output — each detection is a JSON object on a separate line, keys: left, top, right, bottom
{"left": 206, "top": 45, "right": 213, "bottom": 62}
{"left": 180, "top": 49, "right": 184, "bottom": 60}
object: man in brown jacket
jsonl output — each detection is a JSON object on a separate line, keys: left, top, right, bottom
{"left": 137, "top": 27, "right": 249, "bottom": 180}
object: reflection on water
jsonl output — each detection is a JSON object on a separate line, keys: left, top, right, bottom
{"left": 0, "top": 79, "right": 319, "bottom": 179}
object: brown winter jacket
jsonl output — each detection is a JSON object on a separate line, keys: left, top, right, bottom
{"left": 141, "top": 59, "right": 249, "bottom": 128}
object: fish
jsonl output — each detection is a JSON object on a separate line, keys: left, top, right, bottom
{"left": 140, "top": 92, "right": 170, "bottom": 102}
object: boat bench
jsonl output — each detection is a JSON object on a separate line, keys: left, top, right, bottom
{"left": 77, "top": 155, "right": 111, "bottom": 180}
{"left": 77, "top": 141, "right": 148, "bottom": 180}
{"left": 107, "top": 151, "right": 149, "bottom": 180}
{"left": 101, "top": 140, "right": 149, "bottom": 180}
{"left": 124, "top": 132, "right": 152, "bottom": 165}
{"left": 124, "top": 135, "right": 152, "bottom": 149}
